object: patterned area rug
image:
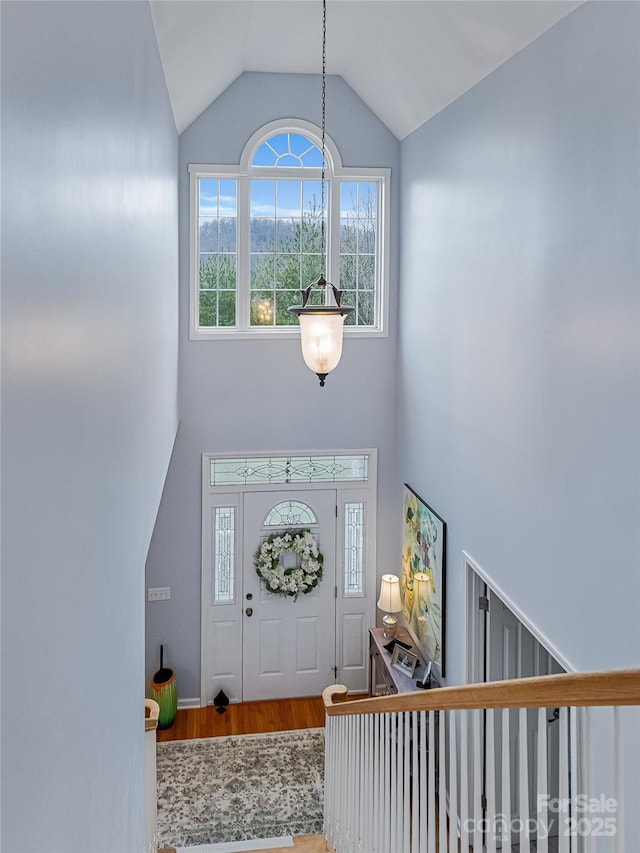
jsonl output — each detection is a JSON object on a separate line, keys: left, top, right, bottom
{"left": 156, "top": 728, "right": 325, "bottom": 849}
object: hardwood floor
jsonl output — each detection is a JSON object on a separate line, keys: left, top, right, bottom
{"left": 253, "top": 836, "right": 326, "bottom": 852}
{"left": 156, "top": 692, "right": 367, "bottom": 741}
{"left": 156, "top": 695, "right": 327, "bottom": 742}
{"left": 159, "top": 835, "right": 326, "bottom": 853}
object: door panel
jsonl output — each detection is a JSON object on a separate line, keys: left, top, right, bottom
{"left": 296, "top": 617, "right": 320, "bottom": 672}
{"left": 242, "top": 489, "right": 337, "bottom": 701}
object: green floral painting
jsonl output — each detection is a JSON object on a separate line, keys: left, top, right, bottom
{"left": 401, "top": 484, "right": 446, "bottom": 675}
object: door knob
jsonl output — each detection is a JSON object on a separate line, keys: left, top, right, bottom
{"left": 245, "top": 607, "right": 253, "bottom": 617}
{"left": 246, "top": 593, "right": 253, "bottom": 601}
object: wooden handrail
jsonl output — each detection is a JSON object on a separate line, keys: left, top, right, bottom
{"left": 323, "top": 668, "right": 640, "bottom": 717}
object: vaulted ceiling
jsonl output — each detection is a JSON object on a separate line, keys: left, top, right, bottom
{"left": 150, "top": 0, "right": 583, "bottom": 139}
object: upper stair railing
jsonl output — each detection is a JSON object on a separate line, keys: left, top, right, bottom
{"left": 323, "top": 669, "right": 640, "bottom": 853}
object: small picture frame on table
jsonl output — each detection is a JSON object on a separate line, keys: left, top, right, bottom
{"left": 390, "top": 644, "right": 419, "bottom": 678}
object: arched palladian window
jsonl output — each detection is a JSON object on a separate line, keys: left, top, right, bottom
{"left": 189, "top": 119, "right": 390, "bottom": 339}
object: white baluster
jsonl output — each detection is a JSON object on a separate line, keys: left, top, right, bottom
{"left": 336, "top": 716, "right": 343, "bottom": 851}
{"left": 518, "top": 706, "right": 530, "bottom": 850}
{"left": 412, "top": 711, "right": 419, "bottom": 853}
{"left": 383, "top": 713, "right": 391, "bottom": 852}
{"left": 448, "top": 710, "right": 458, "bottom": 853}
{"left": 358, "top": 713, "right": 363, "bottom": 851}
{"left": 340, "top": 715, "right": 348, "bottom": 850}
{"left": 569, "top": 706, "right": 578, "bottom": 853}
{"left": 345, "top": 715, "right": 351, "bottom": 849}
{"left": 460, "top": 709, "right": 470, "bottom": 853}
{"left": 485, "top": 708, "right": 497, "bottom": 853}
{"left": 363, "top": 713, "right": 373, "bottom": 853}
{"left": 334, "top": 715, "right": 340, "bottom": 845}
{"left": 347, "top": 714, "right": 352, "bottom": 852}
{"left": 473, "top": 708, "right": 483, "bottom": 851}
{"left": 558, "top": 707, "right": 570, "bottom": 853}
{"left": 390, "top": 711, "right": 398, "bottom": 853}
{"left": 398, "top": 711, "right": 404, "bottom": 852}
{"left": 359, "top": 714, "right": 365, "bottom": 852}
{"left": 369, "top": 713, "right": 376, "bottom": 852}
{"left": 501, "top": 707, "right": 512, "bottom": 853}
{"left": 396, "top": 711, "right": 403, "bottom": 851}
{"left": 613, "top": 706, "right": 625, "bottom": 853}
{"left": 439, "top": 711, "right": 447, "bottom": 853}
{"left": 352, "top": 714, "right": 360, "bottom": 852}
{"left": 420, "top": 710, "right": 428, "bottom": 852}
{"left": 371, "top": 713, "right": 380, "bottom": 853}
{"left": 536, "top": 706, "right": 548, "bottom": 853}
{"left": 428, "top": 710, "right": 436, "bottom": 853}
{"left": 356, "top": 715, "right": 361, "bottom": 848}
{"left": 404, "top": 712, "right": 411, "bottom": 852}
{"left": 582, "top": 707, "right": 594, "bottom": 853}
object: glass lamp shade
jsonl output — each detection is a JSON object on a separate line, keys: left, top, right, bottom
{"left": 289, "top": 275, "right": 354, "bottom": 386}
{"left": 295, "top": 308, "right": 349, "bottom": 385}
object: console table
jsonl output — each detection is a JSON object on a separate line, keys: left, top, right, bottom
{"left": 368, "top": 627, "right": 427, "bottom": 696}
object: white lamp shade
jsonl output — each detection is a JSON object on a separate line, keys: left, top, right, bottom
{"left": 298, "top": 311, "right": 346, "bottom": 376}
{"left": 413, "top": 572, "right": 431, "bottom": 600}
{"left": 377, "top": 573, "right": 402, "bottom": 613}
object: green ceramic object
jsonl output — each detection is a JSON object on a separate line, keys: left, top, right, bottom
{"left": 150, "top": 645, "right": 177, "bottom": 729}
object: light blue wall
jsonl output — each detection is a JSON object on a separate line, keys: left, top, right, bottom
{"left": 399, "top": 1, "right": 640, "bottom": 684}
{"left": 1, "top": 2, "right": 179, "bottom": 850}
{"left": 145, "top": 73, "right": 400, "bottom": 699}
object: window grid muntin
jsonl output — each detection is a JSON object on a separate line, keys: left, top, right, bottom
{"left": 213, "top": 507, "right": 235, "bottom": 602}
{"left": 264, "top": 500, "right": 318, "bottom": 527}
{"left": 209, "top": 454, "right": 369, "bottom": 486}
{"left": 344, "top": 502, "right": 364, "bottom": 596}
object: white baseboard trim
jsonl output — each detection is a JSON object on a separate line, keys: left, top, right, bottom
{"left": 177, "top": 696, "right": 201, "bottom": 710}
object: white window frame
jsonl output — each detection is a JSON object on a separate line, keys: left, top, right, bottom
{"left": 189, "top": 118, "right": 390, "bottom": 341}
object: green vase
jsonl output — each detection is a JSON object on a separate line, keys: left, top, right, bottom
{"left": 150, "top": 668, "right": 177, "bottom": 729}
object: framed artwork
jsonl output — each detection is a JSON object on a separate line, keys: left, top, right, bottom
{"left": 390, "top": 644, "right": 419, "bottom": 678}
{"left": 401, "top": 484, "right": 447, "bottom": 676}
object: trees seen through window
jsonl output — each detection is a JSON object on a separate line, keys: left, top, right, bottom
{"left": 190, "top": 123, "right": 389, "bottom": 337}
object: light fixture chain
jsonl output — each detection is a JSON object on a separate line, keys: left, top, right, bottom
{"left": 321, "top": 0, "right": 327, "bottom": 277}
{"left": 289, "top": 0, "right": 353, "bottom": 386}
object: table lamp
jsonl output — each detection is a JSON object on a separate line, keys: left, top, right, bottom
{"left": 377, "top": 574, "right": 402, "bottom": 639}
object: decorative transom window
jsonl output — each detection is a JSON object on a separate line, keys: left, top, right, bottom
{"left": 189, "top": 119, "right": 390, "bottom": 339}
{"left": 209, "top": 453, "right": 370, "bottom": 486}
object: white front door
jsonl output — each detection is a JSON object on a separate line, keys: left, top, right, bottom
{"left": 241, "top": 489, "right": 337, "bottom": 701}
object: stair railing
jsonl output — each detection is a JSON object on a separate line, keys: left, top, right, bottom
{"left": 323, "top": 669, "right": 640, "bottom": 853}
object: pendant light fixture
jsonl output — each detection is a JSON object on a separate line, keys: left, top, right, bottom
{"left": 289, "top": 0, "right": 353, "bottom": 387}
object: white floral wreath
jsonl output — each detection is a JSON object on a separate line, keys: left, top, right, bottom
{"left": 254, "top": 528, "right": 324, "bottom": 599}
